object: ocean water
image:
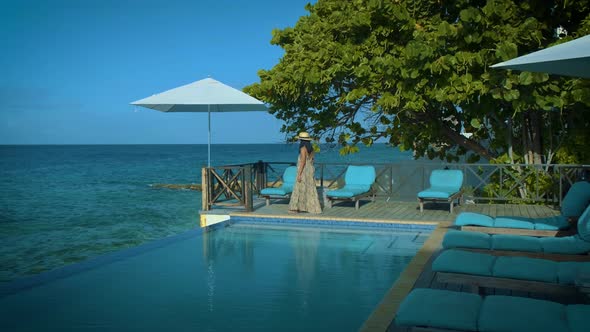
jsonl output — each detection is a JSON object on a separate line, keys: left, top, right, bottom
{"left": 0, "top": 144, "right": 413, "bottom": 282}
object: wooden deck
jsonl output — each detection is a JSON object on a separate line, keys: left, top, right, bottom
{"left": 229, "top": 197, "right": 560, "bottom": 224}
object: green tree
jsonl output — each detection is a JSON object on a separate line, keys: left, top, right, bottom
{"left": 245, "top": 0, "right": 590, "bottom": 164}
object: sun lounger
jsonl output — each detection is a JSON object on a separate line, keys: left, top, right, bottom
{"left": 442, "top": 230, "right": 590, "bottom": 258}
{"left": 455, "top": 181, "right": 590, "bottom": 236}
{"left": 395, "top": 288, "right": 589, "bottom": 332}
{"left": 432, "top": 249, "right": 590, "bottom": 297}
{"left": 417, "top": 169, "right": 464, "bottom": 213}
{"left": 259, "top": 166, "right": 297, "bottom": 206}
{"left": 443, "top": 204, "right": 590, "bottom": 260}
{"left": 325, "top": 165, "right": 375, "bottom": 210}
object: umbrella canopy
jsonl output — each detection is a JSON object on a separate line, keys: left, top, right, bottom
{"left": 491, "top": 34, "right": 590, "bottom": 78}
{"left": 131, "top": 77, "right": 268, "bottom": 166}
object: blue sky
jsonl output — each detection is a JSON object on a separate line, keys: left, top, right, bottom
{"left": 0, "top": 0, "right": 312, "bottom": 144}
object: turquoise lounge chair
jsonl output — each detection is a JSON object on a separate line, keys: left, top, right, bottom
{"left": 325, "top": 165, "right": 375, "bottom": 210}
{"left": 259, "top": 166, "right": 297, "bottom": 206}
{"left": 417, "top": 169, "right": 464, "bottom": 213}
{"left": 432, "top": 249, "right": 590, "bottom": 297}
{"left": 395, "top": 288, "right": 589, "bottom": 332}
{"left": 443, "top": 204, "right": 590, "bottom": 258}
{"left": 455, "top": 181, "right": 590, "bottom": 236}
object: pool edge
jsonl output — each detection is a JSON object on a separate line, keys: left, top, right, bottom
{"left": 0, "top": 226, "right": 220, "bottom": 298}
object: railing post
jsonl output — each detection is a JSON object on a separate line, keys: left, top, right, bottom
{"left": 500, "top": 166, "right": 503, "bottom": 199}
{"left": 320, "top": 163, "right": 324, "bottom": 188}
{"left": 202, "top": 167, "right": 210, "bottom": 211}
{"left": 390, "top": 165, "right": 394, "bottom": 196}
{"left": 262, "top": 161, "right": 268, "bottom": 192}
{"left": 421, "top": 165, "right": 426, "bottom": 190}
{"left": 535, "top": 166, "right": 539, "bottom": 201}
{"left": 254, "top": 160, "right": 265, "bottom": 194}
{"left": 558, "top": 165, "right": 563, "bottom": 207}
{"left": 244, "top": 165, "right": 253, "bottom": 212}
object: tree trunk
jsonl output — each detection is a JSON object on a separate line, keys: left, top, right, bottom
{"left": 520, "top": 111, "right": 546, "bottom": 200}
{"left": 507, "top": 117, "right": 527, "bottom": 198}
{"left": 507, "top": 117, "right": 514, "bottom": 164}
{"left": 413, "top": 111, "right": 497, "bottom": 161}
{"left": 529, "top": 111, "right": 543, "bottom": 164}
{"left": 523, "top": 111, "right": 544, "bottom": 165}
{"left": 439, "top": 124, "right": 497, "bottom": 160}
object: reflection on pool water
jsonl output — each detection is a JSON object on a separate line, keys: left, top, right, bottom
{"left": 0, "top": 220, "right": 432, "bottom": 331}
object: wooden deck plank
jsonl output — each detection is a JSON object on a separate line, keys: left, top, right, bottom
{"left": 522, "top": 204, "right": 534, "bottom": 218}
{"left": 484, "top": 204, "right": 494, "bottom": 217}
{"left": 520, "top": 205, "right": 530, "bottom": 218}
{"left": 496, "top": 204, "right": 505, "bottom": 217}
{"left": 531, "top": 204, "right": 546, "bottom": 218}
{"left": 228, "top": 198, "right": 559, "bottom": 225}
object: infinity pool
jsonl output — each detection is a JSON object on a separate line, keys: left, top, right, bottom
{"left": 0, "top": 220, "right": 432, "bottom": 331}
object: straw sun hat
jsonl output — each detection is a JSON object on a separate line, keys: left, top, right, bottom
{"left": 297, "top": 132, "right": 313, "bottom": 141}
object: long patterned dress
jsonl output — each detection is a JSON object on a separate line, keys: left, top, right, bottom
{"left": 289, "top": 154, "right": 322, "bottom": 214}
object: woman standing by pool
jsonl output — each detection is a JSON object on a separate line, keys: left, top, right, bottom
{"left": 289, "top": 132, "right": 322, "bottom": 214}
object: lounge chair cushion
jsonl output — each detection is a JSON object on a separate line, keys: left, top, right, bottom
{"left": 433, "top": 250, "right": 495, "bottom": 276}
{"left": 418, "top": 187, "right": 458, "bottom": 199}
{"left": 478, "top": 296, "right": 568, "bottom": 332}
{"left": 418, "top": 169, "right": 463, "bottom": 200}
{"left": 434, "top": 249, "right": 589, "bottom": 286}
{"left": 576, "top": 204, "right": 590, "bottom": 242}
{"left": 492, "top": 234, "right": 543, "bottom": 252}
{"left": 561, "top": 181, "right": 590, "bottom": 218}
{"left": 397, "top": 290, "right": 586, "bottom": 332}
{"left": 282, "top": 166, "right": 297, "bottom": 185}
{"left": 454, "top": 214, "right": 569, "bottom": 230}
{"left": 443, "top": 230, "right": 590, "bottom": 255}
{"left": 260, "top": 166, "right": 296, "bottom": 196}
{"left": 454, "top": 212, "right": 495, "bottom": 227}
{"left": 260, "top": 187, "right": 290, "bottom": 196}
{"left": 532, "top": 215, "right": 570, "bottom": 230}
{"left": 344, "top": 165, "right": 376, "bottom": 186}
{"left": 540, "top": 235, "right": 590, "bottom": 254}
{"left": 395, "top": 288, "right": 481, "bottom": 331}
{"left": 326, "top": 185, "right": 371, "bottom": 198}
{"left": 493, "top": 256, "right": 558, "bottom": 283}
{"left": 443, "top": 230, "right": 492, "bottom": 250}
{"left": 566, "top": 305, "right": 590, "bottom": 332}
{"left": 557, "top": 262, "right": 590, "bottom": 284}
{"left": 326, "top": 166, "right": 375, "bottom": 199}
{"left": 451, "top": 181, "right": 589, "bottom": 232}
{"left": 429, "top": 169, "right": 463, "bottom": 192}
{"left": 492, "top": 216, "right": 535, "bottom": 229}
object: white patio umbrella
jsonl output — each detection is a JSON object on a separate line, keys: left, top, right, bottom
{"left": 131, "top": 77, "right": 268, "bottom": 167}
{"left": 491, "top": 34, "right": 590, "bottom": 78}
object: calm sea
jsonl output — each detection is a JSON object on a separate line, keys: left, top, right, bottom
{"left": 0, "top": 144, "right": 414, "bottom": 282}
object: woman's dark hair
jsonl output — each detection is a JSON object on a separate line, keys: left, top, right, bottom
{"left": 300, "top": 140, "right": 313, "bottom": 154}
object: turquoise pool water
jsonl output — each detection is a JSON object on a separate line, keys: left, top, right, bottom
{"left": 0, "top": 220, "right": 431, "bottom": 331}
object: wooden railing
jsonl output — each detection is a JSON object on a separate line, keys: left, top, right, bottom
{"left": 202, "top": 162, "right": 590, "bottom": 211}
{"left": 201, "top": 161, "right": 295, "bottom": 211}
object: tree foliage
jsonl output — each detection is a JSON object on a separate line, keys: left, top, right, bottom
{"left": 245, "top": 0, "right": 590, "bottom": 163}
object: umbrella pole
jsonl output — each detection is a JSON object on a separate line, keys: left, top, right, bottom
{"left": 208, "top": 104, "right": 211, "bottom": 167}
